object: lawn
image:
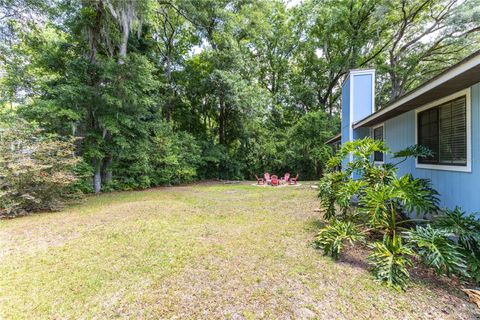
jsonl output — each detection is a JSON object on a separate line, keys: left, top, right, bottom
{"left": 0, "top": 182, "right": 477, "bottom": 319}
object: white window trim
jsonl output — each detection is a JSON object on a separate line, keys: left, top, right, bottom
{"left": 414, "top": 88, "right": 471, "bottom": 173}
{"left": 371, "top": 123, "right": 385, "bottom": 164}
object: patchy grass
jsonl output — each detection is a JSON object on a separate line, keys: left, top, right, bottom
{"left": 0, "top": 182, "right": 477, "bottom": 319}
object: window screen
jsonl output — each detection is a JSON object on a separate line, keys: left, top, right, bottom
{"left": 418, "top": 96, "right": 466, "bottom": 166}
{"left": 373, "top": 126, "right": 384, "bottom": 162}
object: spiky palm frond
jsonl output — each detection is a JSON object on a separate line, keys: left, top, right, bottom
{"left": 318, "top": 172, "right": 365, "bottom": 220}
{"left": 434, "top": 207, "right": 480, "bottom": 280}
{"left": 358, "top": 184, "right": 396, "bottom": 230}
{"left": 393, "top": 145, "right": 433, "bottom": 160}
{"left": 466, "top": 251, "right": 480, "bottom": 283}
{"left": 336, "top": 180, "right": 366, "bottom": 213}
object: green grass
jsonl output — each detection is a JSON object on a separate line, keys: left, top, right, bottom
{"left": 0, "top": 182, "right": 477, "bottom": 319}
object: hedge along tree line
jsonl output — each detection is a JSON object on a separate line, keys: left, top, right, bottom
{"left": 0, "top": 114, "right": 205, "bottom": 217}
{"left": 316, "top": 138, "right": 480, "bottom": 290}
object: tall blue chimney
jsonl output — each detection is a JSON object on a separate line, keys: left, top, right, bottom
{"left": 341, "top": 69, "right": 376, "bottom": 146}
{"left": 340, "top": 69, "right": 375, "bottom": 170}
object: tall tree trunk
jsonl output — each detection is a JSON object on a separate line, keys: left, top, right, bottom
{"left": 86, "top": 0, "right": 103, "bottom": 193}
{"left": 101, "top": 155, "right": 113, "bottom": 184}
{"left": 93, "top": 158, "right": 102, "bottom": 193}
{"left": 118, "top": 17, "right": 129, "bottom": 64}
{"left": 164, "top": 54, "right": 172, "bottom": 121}
{"left": 219, "top": 97, "right": 226, "bottom": 145}
{"left": 390, "top": 70, "right": 402, "bottom": 101}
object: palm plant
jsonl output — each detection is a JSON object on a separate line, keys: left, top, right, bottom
{"left": 326, "top": 138, "right": 389, "bottom": 186}
{"left": 317, "top": 138, "right": 480, "bottom": 289}
{"left": 317, "top": 171, "right": 348, "bottom": 220}
{"left": 318, "top": 173, "right": 366, "bottom": 221}
{"left": 434, "top": 207, "right": 480, "bottom": 252}
{"left": 359, "top": 174, "right": 440, "bottom": 238}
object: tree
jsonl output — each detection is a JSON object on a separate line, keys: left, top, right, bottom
{"left": 376, "top": 0, "right": 480, "bottom": 104}
{"left": 292, "top": 0, "right": 388, "bottom": 114}
{"left": 1, "top": 0, "right": 479, "bottom": 192}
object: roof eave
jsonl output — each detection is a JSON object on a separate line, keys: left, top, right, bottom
{"left": 353, "top": 51, "right": 480, "bottom": 129}
{"left": 325, "top": 133, "right": 341, "bottom": 144}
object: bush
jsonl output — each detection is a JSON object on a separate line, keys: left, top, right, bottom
{"left": 405, "top": 225, "right": 467, "bottom": 276}
{"left": 0, "top": 120, "right": 79, "bottom": 217}
{"left": 433, "top": 207, "right": 480, "bottom": 281}
{"left": 315, "top": 137, "right": 478, "bottom": 290}
{"left": 113, "top": 122, "right": 202, "bottom": 190}
{"left": 314, "top": 220, "right": 364, "bottom": 259}
{"left": 368, "top": 235, "right": 414, "bottom": 291}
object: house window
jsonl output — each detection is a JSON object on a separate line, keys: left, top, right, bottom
{"left": 417, "top": 96, "right": 467, "bottom": 166}
{"left": 373, "top": 125, "right": 384, "bottom": 162}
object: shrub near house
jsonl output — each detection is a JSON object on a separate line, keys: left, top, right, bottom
{"left": 316, "top": 138, "right": 480, "bottom": 290}
{"left": 0, "top": 119, "right": 80, "bottom": 217}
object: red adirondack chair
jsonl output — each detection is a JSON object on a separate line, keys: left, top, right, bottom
{"left": 281, "top": 173, "right": 290, "bottom": 184}
{"left": 289, "top": 174, "right": 299, "bottom": 185}
{"left": 255, "top": 175, "right": 265, "bottom": 185}
{"left": 264, "top": 172, "right": 271, "bottom": 185}
{"left": 271, "top": 175, "right": 279, "bottom": 186}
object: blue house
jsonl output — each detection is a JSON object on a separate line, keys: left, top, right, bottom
{"left": 327, "top": 51, "right": 480, "bottom": 212}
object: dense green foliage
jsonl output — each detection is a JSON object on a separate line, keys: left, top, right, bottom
{"left": 433, "top": 207, "right": 480, "bottom": 282}
{"left": 1, "top": 0, "right": 479, "bottom": 192}
{"left": 317, "top": 138, "right": 479, "bottom": 290}
{"left": 0, "top": 119, "right": 79, "bottom": 216}
{"left": 405, "top": 225, "right": 467, "bottom": 276}
{"left": 368, "top": 235, "right": 414, "bottom": 291}
{"left": 314, "top": 219, "right": 365, "bottom": 259}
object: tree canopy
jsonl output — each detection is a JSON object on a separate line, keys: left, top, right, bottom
{"left": 1, "top": 0, "right": 479, "bottom": 192}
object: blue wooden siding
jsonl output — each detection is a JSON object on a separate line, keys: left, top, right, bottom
{"left": 352, "top": 74, "right": 373, "bottom": 123}
{"left": 353, "top": 127, "right": 370, "bottom": 140}
{"left": 383, "top": 82, "right": 480, "bottom": 212}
